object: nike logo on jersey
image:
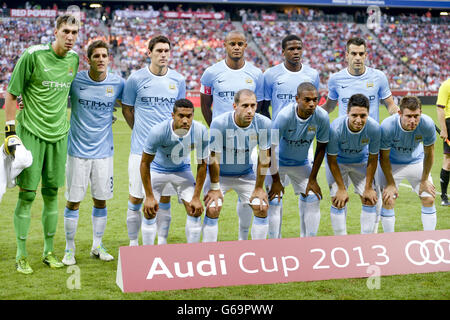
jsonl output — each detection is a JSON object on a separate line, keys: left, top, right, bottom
{"left": 341, "top": 85, "right": 349, "bottom": 89}
{"left": 144, "top": 85, "right": 151, "bottom": 89}
{"left": 80, "top": 87, "right": 87, "bottom": 90}
{"left": 218, "top": 80, "right": 225, "bottom": 83}
{"left": 277, "top": 82, "right": 284, "bottom": 85}
{"left": 44, "top": 68, "right": 51, "bottom": 72}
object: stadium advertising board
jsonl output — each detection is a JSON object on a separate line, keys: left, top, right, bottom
{"left": 9, "top": 9, "right": 86, "bottom": 19}
{"left": 116, "top": 229, "right": 450, "bottom": 292}
{"left": 143, "top": 0, "right": 450, "bottom": 9}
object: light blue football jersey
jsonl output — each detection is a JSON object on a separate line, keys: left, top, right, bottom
{"left": 272, "top": 103, "right": 330, "bottom": 167}
{"left": 143, "top": 119, "right": 209, "bottom": 173}
{"left": 122, "top": 67, "right": 186, "bottom": 155}
{"left": 68, "top": 71, "right": 125, "bottom": 158}
{"left": 380, "top": 113, "right": 436, "bottom": 165}
{"left": 209, "top": 111, "right": 271, "bottom": 176}
{"left": 327, "top": 115, "right": 380, "bottom": 164}
{"left": 327, "top": 67, "right": 392, "bottom": 122}
{"left": 200, "top": 60, "right": 264, "bottom": 120}
{"left": 264, "top": 63, "right": 320, "bottom": 121}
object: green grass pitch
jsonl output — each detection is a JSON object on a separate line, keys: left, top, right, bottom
{"left": 0, "top": 105, "right": 449, "bottom": 300}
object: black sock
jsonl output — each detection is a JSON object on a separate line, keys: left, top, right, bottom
{"left": 441, "top": 168, "right": 449, "bottom": 198}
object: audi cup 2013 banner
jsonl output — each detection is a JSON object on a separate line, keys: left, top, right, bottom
{"left": 116, "top": 229, "right": 450, "bottom": 293}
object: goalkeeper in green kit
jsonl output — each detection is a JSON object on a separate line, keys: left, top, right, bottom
{"left": 4, "top": 14, "right": 80, "bottom": 274}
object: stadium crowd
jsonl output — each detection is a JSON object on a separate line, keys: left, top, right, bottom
{"left": 0, "top": 4, "right": 448, "bottom": 95}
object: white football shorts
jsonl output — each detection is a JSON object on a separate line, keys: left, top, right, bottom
{"left": 65, "top": 155, "right": 114, "bottom": 202}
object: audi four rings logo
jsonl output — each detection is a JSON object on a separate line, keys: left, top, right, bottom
{"left": 405, "top": 239, "right": 450, "bottom": 266}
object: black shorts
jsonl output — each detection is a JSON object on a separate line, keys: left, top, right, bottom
{"left": 445, "top": 117, "right": 450, "bottom": 154}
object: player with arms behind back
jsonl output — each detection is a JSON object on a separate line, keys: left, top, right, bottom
{"left": 62, "top": 40, "right": 125, "bottom": 266}
{"left": 121, "top": 35, "right": 186, "bottom": 246}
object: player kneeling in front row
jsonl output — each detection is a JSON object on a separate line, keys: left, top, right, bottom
{"left": 140, "top": 99, "right": 208, "bottom": 244}
{"left": 326, "top": 94, "right": 380, "bottom": 235}
{"left": 379, "top": 96, "right": 437, "bottom": 232}
{"left": 63, "top": 40, "right": 125, "bottom": 265}
{"left": 202, "top": 89, "right": 276, "bottom": 242}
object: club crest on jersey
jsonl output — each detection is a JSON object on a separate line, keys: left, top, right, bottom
{"left": 415, "top": 135, "right": 423, "bottom": 142}
{"left": 307, "top": 126, "right": 316, "bottom": 133}
{"left": 361, "top": 138, "right": 369, "bottom": 145}
{"left": 68, "top": 68, "right": 74, "bottom": 77}
{"left": 105, "top": 86, "right": 114, "bottom": 97}
{"left": 169, "top": 83, "right": 176, "bottom": 90}
{"left": 366, "top": 82, "right": 374, "bottom": 88}
{"left": 245, "top": 78, "right": 253, "bottom": 84}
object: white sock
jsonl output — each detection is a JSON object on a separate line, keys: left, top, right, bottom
{"left": 64, "top": 207, "right": 79, "bottom": 251}
{"left": 237, "top": 201, "right": 252, "bottom": 240}
{"left": 157, "top": 202, "right": 171, "bottom": 245}
{"left": 374, "top": 191, "right": 382, "bottom": 233}
{"left": 141, "top": 217, "right": 157, "bottom": 245}
{"left": 92, "top": 207, "right": 107, "bottom": 249}
{"left": 126, "top": 201, "right": 142, "bottom": 246}
{"left": 202, "top": 216, "right": 218, "bottom": 242}
{"left": 268, "top": 199, "right": 282, "bottom": 239}
{"left": 381, "top": 208, "right": 395, "bottom": 233}
{"left": 330, "top": 205, "right": 347, "bottom": 235}
{"left": 301, "top": 193, "right": 321, "bottom": 237}
{"left": 361, "top": 205, "right": 377, "bottom": 234}
{"left": 421, "top": 205, "right": 437, "bottom": 231}
{"left": 251, "top": 216, "right": 268, "bottom": 240}
{"left": 185, "top": 215, "right": 202, "bottom": 243}
{"left": 298, "top": 197, "right": 306, "bottom": 237}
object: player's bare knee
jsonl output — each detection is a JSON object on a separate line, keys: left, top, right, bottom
{"left": 420, "top": 196, "right": 435, "bottom": 207}
{"left": 129, "top": 194, "right": 143, "bottom": 205}
{"left": 93, "top": 198, "right": 106, "bottom": 209}
{"left": 206, "top": 208, "right": 221, "bottom": 219}
{"left": 66, "top": 201, "right": 80, "bottom": 211}
{"left": 160, "top": 196, "right": 171, "bottom": 203}
{"left": 251, "top": 205, "right": 268, "bottom": 218}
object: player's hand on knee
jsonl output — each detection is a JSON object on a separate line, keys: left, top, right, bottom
{"left": 250, "top": 187, "right": 269, "bottom": 213}
{"left": 143, "top": 195, "right": 158, "bottom": 220}
{"left": 382, "top": 184, "right": 398, "bottom": 206}
{"left": 204, "top": 190, "right": 223, "bottom": 210}
{"left": 268, "top": 180, "right": 284, "bottom": 203}
{"left": 188, "top": 196, "right": 204, "bottom": 217}
{"left": 419, "top": 180, "right": 436, "bottom": 199}
{"left": 362, "top": 187, "right": 377, "bottom": 206}
{"left": 305, "top": 178, "right": 322, "bottom": 200}
{"left": 332, "top": 188, "right": 349, "bottom": 208}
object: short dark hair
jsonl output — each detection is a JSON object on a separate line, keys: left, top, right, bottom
{"left": 399, "top": 96, "right": 421, "bottom": 112}
{"left": 234, "top": 89, "right": 255, "bottom": 104}
{"left": 282, "top": 34, "right": 302, "bottom": 50}
{"left": 148, "top": 35, "right": 171, "bottom": 52}
{"left": 296, "top": 82, "right": 317, "bottom": 96}
{"left": 346, "top": 37, "right": 366, "bottom": 51}
{"left": 347, "top": 94, "right": 370, "bottom": 112}
{"left": 173, "top": 98, "right": 194, "bottom": 113}
{"left": 55, "top": 14, "right": 80, "bottom": 30}
{"left": 87, "top": 40, "right": 109, "bottom": 59}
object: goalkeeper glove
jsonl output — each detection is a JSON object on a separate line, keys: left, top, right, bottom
{"left": 4, "top": 124, "right": 22, "bottom": 156}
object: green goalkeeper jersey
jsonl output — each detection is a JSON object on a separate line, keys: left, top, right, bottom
{"left": 7, "top": 43, "right": 79, "bottom": 142}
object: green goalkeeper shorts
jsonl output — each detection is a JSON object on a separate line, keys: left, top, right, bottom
{"left": 16, "top": 125, "right": 68, "bottom": 190}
